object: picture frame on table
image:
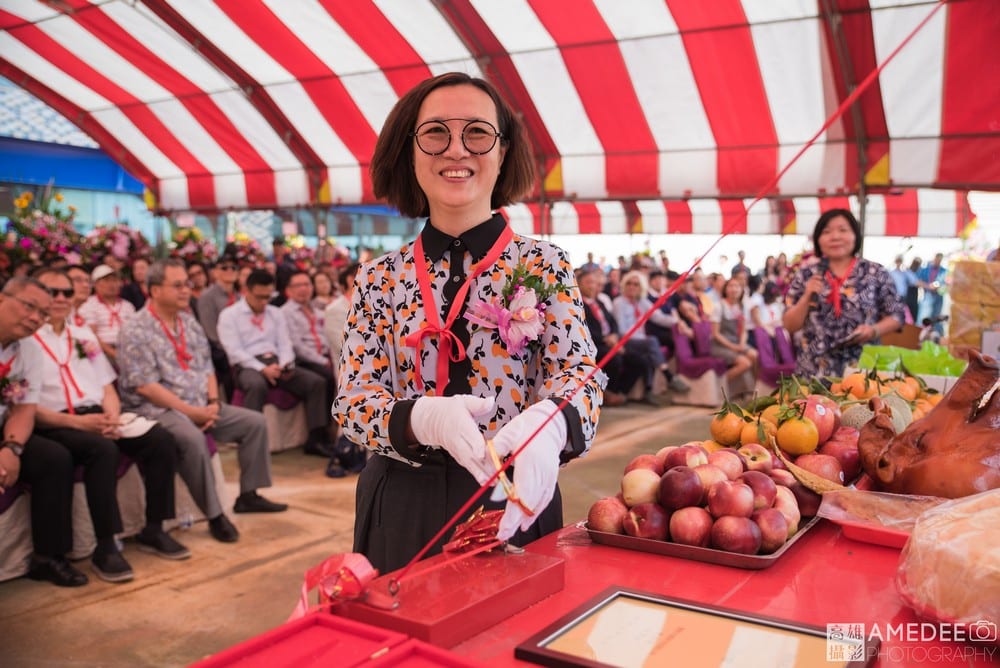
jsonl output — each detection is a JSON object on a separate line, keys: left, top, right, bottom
{"left": 514, "top": 586, "right": 879, "bottom": 668}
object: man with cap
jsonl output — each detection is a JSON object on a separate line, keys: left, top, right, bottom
{"left": 78, "top": 264, "right": 136, "bottom": 364}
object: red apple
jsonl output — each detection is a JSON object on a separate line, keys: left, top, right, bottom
{"left": 663, "top": 444, "right": 709, "bottom": 471}
{"left": 819, "top": 439, "right": 861, "bottom": 482}
{"left": 587, "top": 496, "right": 629, "bottom": 534}
{"left": 710, "top": 516, "right": 762, "bottom": 554}
{"left": 706, "top": 480, "right": 755, "bottom": 519}
{"left": 707, "top": 449, "right": 746, "bottom": 481}
{"left": 658, "top": 466, "right": 705, "bottom": 510}
{"left": 773, "top": 486, "right": 801, "bottom": 536}
{"left": 751, "top": 508, "right": 790, "bottom": 553}
{"left": 654, "top": 445, "right": 679, "bottom": 470}
{"left": 795, "top": 453, "right": 844, "bottom": 485}
{"left": 623, "top": 502, "right": 671, "bottom": 540}
{"left": 771, "top": 455, "right": 788, "bottom": 471}
{"left": 692, "top": 464, "right": 729, "bottom": 499}
{"left": 795, "top": 395, "right": 840, "bottom": 445}
{"left": 736, "top": 442, "right": 773, "bottom": 474}
{"left": 789, "top": 481, "right": 822, "bottom": 517}
{"left": 739, "top": 470, "right": 778, "bottom": 509}
{"left": 623, "top": 453, "right": 665, "bottom": 477}
{"left": 621, "top": 468, "right": 662, "bottom": 507}
{"left": 768, "top": 469, "right": 798, "bottom": 487}
{"left": 669, "top": 506, "right": 713, "bottom": 547}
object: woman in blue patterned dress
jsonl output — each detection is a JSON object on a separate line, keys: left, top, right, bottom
{"left": 333, "top": 73, "right": 604, "bottom": 573}
{"left": 783, "top": 209, "right": 906, "bottom": 378}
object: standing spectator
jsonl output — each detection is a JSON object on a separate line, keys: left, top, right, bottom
{"left": 0, "top": 278, "right": 90, "bottom": 587}
{"left": 217, "top": 269, "right": 334, "bottom": 458}
{"left": 917, "top": 253, "right": 948, "bottom": 336}
{"left": 120, "top": 257, "right": 150, "bottom": 310}
{"left": 783, "top": 209, "right": 906, "bottom": 378}
{"left": 118, "top": 259, "right": 284, "bottom": 542}
{"left": 731, "top": 250, "right": 751, "bottom": 280}
{"left": 79, "top": 265, "right": 136, "bottom": 365}
{"left": 29, "top": 269, "right": 189, "bottom": 575}
{"left": 889, "top": 255, "right": 918, "bottom": 323}
{"left": 906, "top": 257, "right": 923, "bottom": 323}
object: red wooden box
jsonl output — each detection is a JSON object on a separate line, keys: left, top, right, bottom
{"left": 334, "top": 550, "right": 565, "bottom": 648}
{"left": 367, "top": 638, "right": 488, "bottom": 667}
{"left": 190, "top": 612, "right": 408, "bottom": 668}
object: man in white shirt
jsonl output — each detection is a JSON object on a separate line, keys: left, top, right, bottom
{"left": 0, "top": 277, "right": 92, "bottom": 587}
{"left": 78, "top": 264, "right": 135, "bottom": 364}
{"left": 217, "top": 269, "right": 333, "bottom": 457}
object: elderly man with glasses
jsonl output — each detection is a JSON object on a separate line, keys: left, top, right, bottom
{"left": 0, "top": 277, "right": 96, "bottom": 586}
{"left": 117, "top": 259, "right": 285, "bottom": 540}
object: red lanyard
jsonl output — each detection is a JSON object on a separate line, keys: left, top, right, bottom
{"left": 404, "top": 225, "right": 513, "bottom": 393}
{"left": 250, "top": 308, "right": 266, "bottom": 331}
{"left": 302, "top": 306, "right": 324, "bottom": 355}
{"left": 825, "top": 257, "right": 858, "bottom": 317}
{"left": 0, "top": 351, "right": 16, "bottom": 382}
{"left": 33, "top": 331, "right": 84, "bottom": 413}
{"left": 98, "top": 296, "right": 123, "bottom": 328}
{"left": 586, "top": 300, "right": 609, "bottom": 336}
{"left": 631, "top": 300, "right": 641, "bottom": 320}
{"left": 148, "top": 305, "right": 193, "bottom": 370}
{"left": 72, "top": 309, "right": 85, "bottom": 327}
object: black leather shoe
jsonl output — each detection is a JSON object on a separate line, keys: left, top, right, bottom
{"left": 27, "top": 555, "right": 88, "bottom": 587}
{"left": 208, "top": 514, "right": 240, "bottom": 543}
{"left": 234, "top": 491, "right": 289, "bottom": 513}
{"left": 303, "top": 441, "right": 334, "bottom": 457}
{"left": 137, "top": 529, "right": 192, "bottom": 560}
{"left": 325, "top": 461, "right": 347, "bottom": 478}
{"left": 91, "top": 550, "right": 134, "bottom": 583}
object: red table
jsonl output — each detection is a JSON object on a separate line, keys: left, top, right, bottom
{"left": 452, "top": 521, "right": 998, "bottom": 667}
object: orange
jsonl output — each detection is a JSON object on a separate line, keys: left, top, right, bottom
{"left": 759, "top": 404, "right": 783, "bottom": 426}
{"left": 710, "top": 412, "right": 745, "bottom": 447}
{"left": 840, "top": 372, "right": 868, "bottom": 399}
{"left": 889, "top": 379, "right": 918, "bottom": 402}
{"left": 776, "top": 417, "right": 819, "bottom": 456}
{"left": 740, "top": 419, "right": 776, "bottom": 446}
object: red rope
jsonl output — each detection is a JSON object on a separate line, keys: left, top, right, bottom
{"left": 385, "top": 0, "right": 947, "bottom": 589}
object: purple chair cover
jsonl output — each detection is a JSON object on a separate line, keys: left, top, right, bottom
{"left": 672, "top": 324, "right": 727, "bottom": 378}
{"left": 774, "top": 327, "right": 797, "bottom": 366}
{"left": 753, "top": 327, "right": 795, "bottom": 386}
{"left": 692, "top": 321, "right": 714, "bottom": 358}
{"left": 230, "top": 386, "right": 301, "bottom": 411}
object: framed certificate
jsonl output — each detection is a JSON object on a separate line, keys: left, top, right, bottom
{"left": 515, "top": 587, "right": 878, "bottom": 668}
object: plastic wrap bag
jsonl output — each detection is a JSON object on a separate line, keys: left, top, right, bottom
{"left": 817, "top": 487, "right": 945, "bottom": 532}
{"left": 857, "top": 341, "right": 968, "bottom": 377}
{"left": 896, "top": 488, "right": 1000, "bottom": 630}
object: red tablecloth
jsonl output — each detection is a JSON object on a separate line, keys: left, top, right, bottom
{"left": 453, "top": 521, "right": 997, "bottom": 667}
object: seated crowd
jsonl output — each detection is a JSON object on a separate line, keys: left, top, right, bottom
{"left": 0, "top": 251, "right": 363, "bottom": 588}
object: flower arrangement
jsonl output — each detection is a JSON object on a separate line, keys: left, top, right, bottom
{"left": 74, "top": 337, "right": 101, "bottom": 361}
{"left": 284, "top": 234, "right": 315, "bottom": 270}
{"left": 170, "top": 227, "right": 218, "bottom": 264}
{"left": 1, "top": 376, "right": 29, "bottom": 406}
{"left": 466, "top": 265, "right": 566, "bottom": 354}
{"left": 224, "top": 232, "right": 265, "bottom": 267}
{"left": 5, "top": 189, "right": 85, "bottom": 266}
{"left": 84, "top": 224, "right": 152, "bottom": 265}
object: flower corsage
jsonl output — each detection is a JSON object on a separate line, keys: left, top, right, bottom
{"left": 466, "top": 265, "right": 566, "bottom": 354}
{"left": 0, "top": 376, "right": 29, "bottom": 406}
{"left": 75, "top": 338, "right": 101, "bottom": 361}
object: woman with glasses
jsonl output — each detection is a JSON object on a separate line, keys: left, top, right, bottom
{"left": 333, "top": 72, "right": 604, "bottom": 574}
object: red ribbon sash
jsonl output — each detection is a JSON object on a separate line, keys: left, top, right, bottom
{"left": 302, "top": 306, "right": 324, "bottom": 355}
{"left": 99, "top": 297, "right": 123, "bottom": 328}
{"left": 404, "top": 225, "right": 513, "bottom": 394}
{"left": 33, "top": 331, "right": 84, "bottom": 413}
{"left": 825, "top": 257, "right": 858, "bottom": 317}
{"left": 148, "top": 305, "right": 193, "bottom": 370}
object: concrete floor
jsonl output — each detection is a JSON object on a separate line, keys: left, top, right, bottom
{"left": 0, "top": 403, "right": 711, "bottom": 667}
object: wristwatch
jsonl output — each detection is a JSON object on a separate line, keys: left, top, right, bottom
{"left": 2, "top": 440, "right": 24, "bottom": 457}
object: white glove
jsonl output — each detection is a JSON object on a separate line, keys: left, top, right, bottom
{"left": 410, "top": 395, "right": 495, "bottom": 484}
{"left": 491, "top": 401, "right": 568, "bottom": 541}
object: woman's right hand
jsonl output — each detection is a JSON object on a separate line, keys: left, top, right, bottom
{"left": 804, "top": 272, "right": 825, "bottom": 299}
{"left": 411, "top": 395, "right": 496, "bottom": 484}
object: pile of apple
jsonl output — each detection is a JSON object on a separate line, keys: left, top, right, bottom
{"left": 589, "top": 444, "right": 807, "bottom": 555}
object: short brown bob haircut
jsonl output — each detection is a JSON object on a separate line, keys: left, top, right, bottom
{"left": 370, "top": 72, "right": 536, "bottom": 219}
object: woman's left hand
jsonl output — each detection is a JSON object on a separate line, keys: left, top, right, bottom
{"left": 851, "top": 324, "right": 877, "bottom": 344}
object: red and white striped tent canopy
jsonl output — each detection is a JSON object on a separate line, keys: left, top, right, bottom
{"left": 1, "top": 0, "right": 997, "bottom": 234}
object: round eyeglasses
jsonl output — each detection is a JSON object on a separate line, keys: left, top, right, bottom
{"left": 411, "top": 118, "right": 502, "bottom": 156}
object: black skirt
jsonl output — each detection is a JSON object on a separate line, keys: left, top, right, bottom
{"left": 353, "top": 452, "right": 563, "bottom": 574}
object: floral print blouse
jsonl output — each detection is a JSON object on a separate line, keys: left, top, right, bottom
{"left": 333, "top": 218, "right": 605, "bottom": 466}
{"left": 785, "top": 257, "right": 906, "bottom": 378}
